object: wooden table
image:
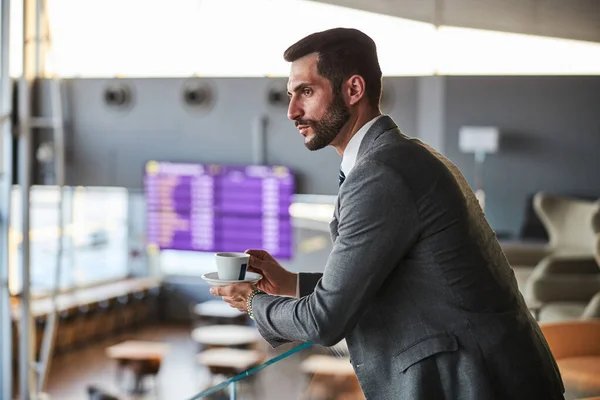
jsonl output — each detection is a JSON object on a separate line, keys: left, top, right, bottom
{"left": 191, "top": 325, "right": 262, "bottom": 349}
{"left": 106, "top": 340, "right": 169, "bottom": 394}
{"left": 197, "top": 348, "right": 265, "bottom": 376}
{"left": 301, "top": 355, "right": 355, "bottom": 376}
{"left": 301, "top": 355, "right": 364, "bottom": 400}
{"left": 192, "top": 300, "right": 247, "bottom": 325}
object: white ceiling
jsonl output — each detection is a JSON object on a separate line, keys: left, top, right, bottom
{"left": 308, "top": 0, "right": 600, "bottom": 43}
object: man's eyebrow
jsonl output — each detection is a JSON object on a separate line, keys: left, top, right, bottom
{"left": 287, "top": 82, "right": 311, "bottom": 95}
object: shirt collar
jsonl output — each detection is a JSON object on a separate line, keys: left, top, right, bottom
{"left": 340, "top": 115, "right": 384, "bottom": 176}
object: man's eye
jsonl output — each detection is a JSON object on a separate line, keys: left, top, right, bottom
{"left": 303, "top": 88, "right": 312, "bottom": 96}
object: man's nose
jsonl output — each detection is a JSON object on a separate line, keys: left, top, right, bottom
{"left": 287, "top": 98, "right": 302, "bottom": 121}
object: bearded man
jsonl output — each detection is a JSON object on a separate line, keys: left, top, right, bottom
{"left": 211, "top": 28, "right": 565, "bottom": 400}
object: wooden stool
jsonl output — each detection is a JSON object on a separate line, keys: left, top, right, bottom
{"left": 196, "top": 348, "right": 265, "bottom": 399}
{"left": 191, "top": 325, "right": 262, "bottom": 350}
{"left": 197, "top": 347, "right": 265, "bottom": 376}
{"left": 300, "top": 355, "right": 364, "bottom": 400}
{"left": 56, "top": 308, "right": 77, "bottom": 353}
{"left": 106, "top": 340, "right": 169, "bottom": 394}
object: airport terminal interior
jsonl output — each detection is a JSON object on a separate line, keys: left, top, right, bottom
{"left": 1, "top": 0, "right": 600, "bottom": 399}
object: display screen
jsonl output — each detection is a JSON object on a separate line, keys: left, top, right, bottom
{"left": 144, "top": 161, "right": 294, "bottom": 259}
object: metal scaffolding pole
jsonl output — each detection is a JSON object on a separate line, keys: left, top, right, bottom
{"left": 17, "top": 84, "right": 35, "bottom": 400}
{"left": 0, "top": 0, "right": 14, "bottom": 399}
{"left": 36, "top": 0, "right": 64, "bottom": 391}
{"left": 18, "top": 0, "right": 38, "bottom": 397}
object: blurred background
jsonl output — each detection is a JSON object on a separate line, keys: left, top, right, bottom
{"left": 1, "top": 0, "right": 599, "bottom": 399}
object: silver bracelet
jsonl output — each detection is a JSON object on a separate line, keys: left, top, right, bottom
{"left": 246, "top": 285, "right": 265, "bottom": 320}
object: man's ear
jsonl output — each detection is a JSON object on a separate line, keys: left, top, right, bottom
{"left": 345, "top": 74, "right": 367, "bottom": 106}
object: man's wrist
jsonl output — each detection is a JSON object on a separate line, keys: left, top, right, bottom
{"left": 246, "top": 286, "right": 265, "bottom": 320}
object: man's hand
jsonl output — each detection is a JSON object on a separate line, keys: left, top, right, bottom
{"left": 210, "top": 283, "right": 254, "bottom": 312}
{"left": 246, "top": 249, "right": 297, "bottom": 297}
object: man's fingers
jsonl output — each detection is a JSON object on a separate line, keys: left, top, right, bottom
{"left": 248, "top": 255, "right": 267, "bottom": 270}
{"left": 246, "top": 249, "right": 273, "bottom": 261}
{"left": 211, "top": 283, "right": 253, "bottom": 296}
{"left": 245, "top": 249, "right": 265, "bottom": 257}
{"left": 247, "top": 265, "right": 263, "bottom": 274}
{"left": 210, "top": 286, "right": 231, "bottom": 296}
{"left": 211, "top": 283, "right": 254, "bottom": 312}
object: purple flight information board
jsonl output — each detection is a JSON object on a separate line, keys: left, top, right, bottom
{"left": 144, "top": 161, "right": 295, "bottom": 259}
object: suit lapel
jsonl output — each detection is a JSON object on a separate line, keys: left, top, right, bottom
{"left": 329, "top": 190, "right": 341, "bottom": 241}
{"left": 329, "top": 213, "right": 339, "bottom": 242}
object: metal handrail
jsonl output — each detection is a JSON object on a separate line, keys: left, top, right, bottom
{"left": 188, "top": 341, "right": 313, "bottom": 400}
{"left": 0, "top": 0, "right": 13, "bottom": 397}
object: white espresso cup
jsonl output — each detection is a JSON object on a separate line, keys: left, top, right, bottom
{"left": 215, "top": 252, "right": 250, "bottom": 280}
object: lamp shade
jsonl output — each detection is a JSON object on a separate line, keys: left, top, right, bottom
{"left": 459, "top": 126, "right": 500, "bottom": 154}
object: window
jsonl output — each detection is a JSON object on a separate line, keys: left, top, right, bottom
{"left": 7, "top": 0, "right": 596, "bottom": 77}
{"left": 435, "top": 26, "right": 600, "bottom": 75}
{"left": 9, "top": 185, "right": 129, "bottom": 295}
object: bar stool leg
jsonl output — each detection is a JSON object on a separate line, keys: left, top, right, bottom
{"left": 229, "top": 381, "right": 236, "bottom": 400}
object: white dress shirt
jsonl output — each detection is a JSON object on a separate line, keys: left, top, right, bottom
{"left": 295, "top": 114, "right": 384, "bottom": 297}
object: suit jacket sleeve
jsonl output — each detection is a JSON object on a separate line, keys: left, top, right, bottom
{"left": 252, "top": 160, "right": 421, "bottom": 348}
{"left": 298, "top": 273, "right": 323, "bottom": 298}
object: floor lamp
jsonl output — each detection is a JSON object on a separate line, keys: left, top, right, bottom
{"left": 458, "top": 126, "right": 500, "bottom": 212}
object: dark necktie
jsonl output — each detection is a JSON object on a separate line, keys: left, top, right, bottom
{"left": 338, "top": 168, "right": 346, "bottom": 187}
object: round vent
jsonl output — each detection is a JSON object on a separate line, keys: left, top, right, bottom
{"left": 103, "top": 82, "right": 134, "bottom": 110}
{"left": 266, "top": 81, "right": 290, "bottom": 107}
{"left": 182, "top": 79, "right": 214, "bottom": 112}
{"left": 184, "top": 87, "right": 209, "bottom": 105}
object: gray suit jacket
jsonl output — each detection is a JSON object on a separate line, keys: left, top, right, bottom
{"left": 252, "top": 116, "right": 564, "bottom": 400}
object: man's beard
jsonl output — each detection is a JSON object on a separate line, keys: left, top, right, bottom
{"left": 296, "top": 92, "right": 350, "bottom": 151}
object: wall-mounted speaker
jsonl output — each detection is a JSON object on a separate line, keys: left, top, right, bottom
{"left": 103, "top": 81, "right": 134, "bottom": 111}
{"left": 181, "top": 79, "right": 214, "bottom": 113}
{"left": 266, "top": 81, "right": 289, "bottom": 107}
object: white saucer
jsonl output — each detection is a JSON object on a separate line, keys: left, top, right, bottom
{"left": 201, "top": 271, "right": 263, "bottom": 287}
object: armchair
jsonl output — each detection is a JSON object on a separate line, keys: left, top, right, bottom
{"left": 503, "top": 193, "right": 599, "bottom": 268}
{"left": 536, "top": 193, "right": 600, "bottom": 257}
{"left": 525, "top": 195, "right": 600, "bottom": 312}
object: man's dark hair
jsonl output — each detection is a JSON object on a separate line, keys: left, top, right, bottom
{"left": 283, "top": 28, "right": 382, "bottom": 109}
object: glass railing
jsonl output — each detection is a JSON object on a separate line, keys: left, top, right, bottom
{"left": 182, "top": 324, "right": 355, "bottom": 400}
{"left": 187, "top": 341, "right": 313, "bottom": 400}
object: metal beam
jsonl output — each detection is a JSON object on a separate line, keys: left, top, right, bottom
{"left": 18, "top": 0, "right": 38, "bottom": 397}
{"left": 0, "top": 0, "right": 14, "bottom": 398}
{"left": 36, "top": 0, "right": 64, "bottom": 391}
